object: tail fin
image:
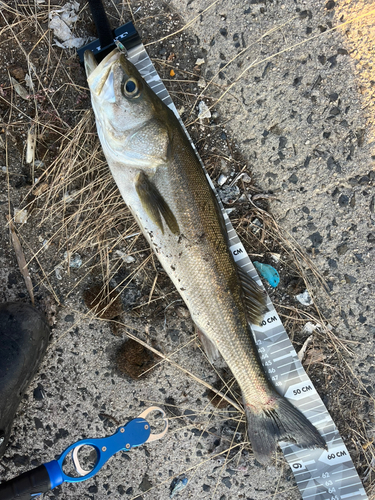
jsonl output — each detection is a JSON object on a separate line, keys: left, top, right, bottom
{"left": 244, "top": 395, "right": 326, "bottom": 463}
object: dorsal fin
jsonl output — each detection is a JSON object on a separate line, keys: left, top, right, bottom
{"left": 237, "top": 267, "right": 268, "bottom": 326}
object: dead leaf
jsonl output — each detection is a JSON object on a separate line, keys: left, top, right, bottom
{"left": 10, "top": 76, "right": 29, "bottom": 100}
{"left": 32, "top": 182, "right": 49, "bottom": 196}
{"left": 304, "top": 348, "right": 325, "bottom": 365}
{"left": 7, "top": 216, "right": 34, "bottom": 305}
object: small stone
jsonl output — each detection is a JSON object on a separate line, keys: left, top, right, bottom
{"left": 308, "top": 232, "right": 323, "bottom": 247}
{"left": 218, "top": 185, "right": 240, "bottom": 204}
{"left": 221, "top": 477, "right": 232, "bottom": 489}
{"left": 115, "top": 250, "right": 136, "bottom": 263}
{"left": 219, "top": 28, "right": 227, "bottom": 37}
{"left": 336, "top": 242, "right": 348, "bottom": 255}
{"left": 183, "top": 409, "right": 196, "bottom": 421}
{"left": 139, "top": 474, "right": 152, "bottom": 492}
{"left": 338, "top": 194, "right": 349, "bottom": 207}
{"left": 14, "top": 208, "right": 28, "bottom": 224}
{"left": 295, "top": 290, "right": 313, "bottom": 306}
{"left": 329, "top": 106, "right": 340, "bottom": 116}
{"left": 195, "top": 58, "right": 205, "bottom": 66}
{"left": 197, "top": 77, "right": 206, "bottom": 88}
{"left": 64, "top": 251, "right": 82, "bottom": 268}
{"left": 325, "top": 0, "right": 336, "bottom": 9}
{"left": 217, "top": 173, "right": 228, "bottom": 186}
{"left": 33, "top": 383, "right": 45, "bottom": 401}
{"left": 197, "top": 101, "right": 211, "bottom": 120}
{"left": 9, "top": 65, "right": 25, "bottom": 81}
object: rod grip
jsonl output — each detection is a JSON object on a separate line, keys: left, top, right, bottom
{"left": 0, "top": 465, "right": 51, "bottom": 500}
{"left": 87, "top": 0, "right": 114, "bottom": 48}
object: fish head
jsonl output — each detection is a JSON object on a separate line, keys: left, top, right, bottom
{"left": 84, "top": 49, "right": 171, "bottom": 167}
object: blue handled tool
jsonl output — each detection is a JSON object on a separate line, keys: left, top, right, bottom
{"left": 0, "top": 407, "right": 168, "bottom": 500}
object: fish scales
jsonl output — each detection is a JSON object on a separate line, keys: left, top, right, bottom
{"left": 85, "top": 48, "right": 326, "bottom": 463}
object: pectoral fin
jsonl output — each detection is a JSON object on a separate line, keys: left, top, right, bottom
{"left": 237, "top": 267, "right": 268, "bottom": 326}
{"left": 135, "top": 171, "right": 179, "bottom": 235}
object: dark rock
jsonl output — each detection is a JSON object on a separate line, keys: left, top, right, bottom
{"left": 358, "top": 314, "right": 367, "bottom": 324}
{"left": 367, "top": 233, "right": 375, "bottom": 243}
{"left": 308, "top": 232, "right": 323, "bottom": 248}
{"left": 328, "top": 259, "right": 337, "bottom": 269}
{"left": 221, "top": 477, "right": 232, "bottom": 489}
{"left": 344, "top": 274, "right": 357, "bottom": 284}
{"left": 203, "top": 484, "right": 211, "bottom": 492}
{"left": 329, "top": 106, "right": 340, "bottom": 116}
{"left": 167, "top": 329, "right": 179, "bottom": 342}
{"left": 183, "top": 409, "right": 197, "bottom": 421}
{"left": 288, "top": 174, "right": 298, "bottom": 184}
{"left": 279, "top": 136, "right": 287, "bottom": 149}
{"left": 337, "top": 48, "right": 349, "bottom": 55}
{"left": 13, "top": 454, "right": 29, "bottom": 467}
{"left": 117, "top": 485, "right": 126, "bottom": 495}
{"left": 88, "top": 485, "right": 98, "bottom": 493}
{"left": 336, "top": 242, "right": 348, "bottom": 255}
{"left": 33, "top": 383, "right": 45, "bottom": 401}
{"left": 329, "top": 92, "right": 338, "bottom": 101}
{"left": 325, "top": 0, "right": 335, "bottom": 9}
{"left": 318, "top": 55, "right": 326, "bottom": 65}
{"left": 304, "top": 156, "right": 311, "bottom": 168}
{"left": 139, "top": 474, "right": 152, "bottom": 492}
{"left": 356, "top": 128, "right": 366, "bottom": 147}
{"left": 34, "top": 417, "right": 43, "bottom": 430}
{"left": 54, "top": 428, "right": 69, "bottom": 441}
{"left": 338, "top": 194, "right": 349, "bottom": 207}
{"left": 191, "top": 428, "right": 209, "bottom": 438}
{"left": 64, "top": 314, "right": 74, "bottom": 322}
{"left": 126, "top": 487, "right": 133, "bottom": 495}
{"left": 328, "top": 55, "right": 337, "bottom": 68}
{"left": 219, "top": 28, "right": 228, "bottom": 37}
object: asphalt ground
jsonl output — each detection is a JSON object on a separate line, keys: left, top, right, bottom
{"left": 0, "top": 1, "right": 374, "bottom": 499}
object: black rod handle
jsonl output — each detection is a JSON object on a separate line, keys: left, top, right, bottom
{"left": 0, "top": 465, "right": 51, "bottom": 500}
{"left": 87, "top": 0, "right": 114, "bottom": 48}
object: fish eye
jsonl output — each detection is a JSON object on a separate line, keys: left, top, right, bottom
{"left": 122, "top": 77, "right": 141, "bottom": 98}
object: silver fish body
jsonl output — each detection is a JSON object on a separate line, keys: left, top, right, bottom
{"left": 85, "top": 49, "right": 325, "bottom": 462}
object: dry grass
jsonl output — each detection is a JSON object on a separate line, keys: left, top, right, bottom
{"left": 1, "top": 1, "right": 375, "bottom": 497}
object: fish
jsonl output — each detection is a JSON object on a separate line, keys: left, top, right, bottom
{"left": 84, "top": 48, "right": 326, "bottom": 463}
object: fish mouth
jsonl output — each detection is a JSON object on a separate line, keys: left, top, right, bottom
{"left": 85, "top": 49, "right": 122, "bottom": 98}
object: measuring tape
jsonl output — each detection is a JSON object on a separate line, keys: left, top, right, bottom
{"left": 117, "top": 29, "right": 368, "bottom": 500}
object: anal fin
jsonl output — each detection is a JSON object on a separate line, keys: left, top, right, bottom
{"left": 196, "top": 326, "right": 221, "bottom": 364}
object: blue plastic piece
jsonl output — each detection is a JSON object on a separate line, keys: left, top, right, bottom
{"left": 44, "top": 460, "right": 64, "bottom": 489}
{"left": 51, "top": 418, "right": 150, "bottom": 485}
{"left": 253, "top": 261, "right": 280, "bottom": 288}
